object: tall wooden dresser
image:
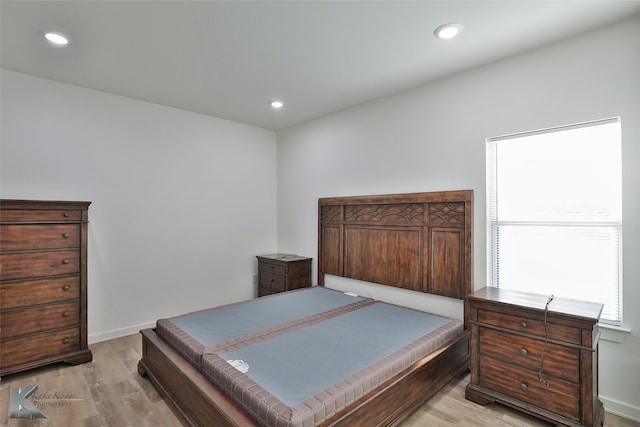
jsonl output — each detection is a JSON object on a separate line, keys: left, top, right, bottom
{"left": 465, "top": 287, "right": 604, "bottom": 427}
{"left": 1, "top": 200, "right": 92, "bottom": 376}
{"left": 256, "top": 254, "right": 312, "bottom": 297}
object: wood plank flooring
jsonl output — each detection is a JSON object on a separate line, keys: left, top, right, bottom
{"left": 1, "top": 334, "right": 637, "bottom": 427}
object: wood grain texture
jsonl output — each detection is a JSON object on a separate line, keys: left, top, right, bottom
{"left": 479, "top": 327, "right": 579, "bottom": 383}
{"left": 0, "top": 224, "right": 80, "bottom": 251}
{"left": 318, "top": 190, "right": 473, "bottom": 298}
{"left": 0, "top": 277, "right": 79, "bottom": 310}
{"left": 1, "top": 335, "right": 637, "bottom": 427}
{"left": 0, "top": 334, "right": 175, "bottom": 427}
{"left": 1, "top": 200, "right": 92, "bottom": 376}
{"left": 256, "top": 254, "right": 312, "bottom": 296}
{"left": 345, "top": 227, "right": 421, "bottom": 291}
{"left": 1, "top": 301, "right": 79, "bottom": 337}
{"left": 0, "top": 251, "right": 80, "bottom": 281}
{"left": 138, "top": 327, "right": 470, "bottom": 427}
{"left": 466, "top": 287, "right": 604, "bottom": 426}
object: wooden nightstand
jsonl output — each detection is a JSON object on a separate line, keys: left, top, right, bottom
{"left": 465, "top": 286, "right": 604, "bottom": 427}
{"left": 256, "top": 254, "right": 312, "bottom": 297}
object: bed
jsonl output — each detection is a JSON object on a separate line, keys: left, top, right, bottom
{"left": 138, "top": 190, "right": 473, "bottom": 427}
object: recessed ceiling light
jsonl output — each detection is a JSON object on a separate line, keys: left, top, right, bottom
{"left": 434, "top": 23, "right": 462, "bottom": 40}
{"left": 44, "top": 32, "right": 69, "bottom": 45}
{"left": 270, "top": 100, "right": 284, "bottom": 109}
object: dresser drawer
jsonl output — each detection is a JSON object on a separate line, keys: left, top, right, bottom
{"left": 259, "top": 262, "right": 287, "bottom": 275}
{"left": 0, "top": 250, "right": 79, "bottom": 281}
{"left": 479, "top": 355, "right": 579, "bottom": 421}
{"left": 0, "top": 277, "right": 79, "bottom": 310}
{"left": 479, "top": 327, "right": 579, "bottom": 383}
{"left": 1, "top": 302, "right": 79, "bottom": 338}
{"left": 1, "top": 327, "right": 80, "bottom": 367}
{"left": 0, "top": 209, "right": 82, "bottom": 223}
{"left": 260, "top": 271, "right": 286, "bottom": 292}
{"left": 477, "top": 309, "right": 581, "bottom": 345}
{"left": 1, "top": 224, "right": 80, "bottom": 251}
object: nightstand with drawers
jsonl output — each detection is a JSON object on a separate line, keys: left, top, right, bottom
{"left": 256, "top": 254, "right": 312, "bottom": 297}
{"left": 465, "top": 286, "right": 604, "bottom": 427}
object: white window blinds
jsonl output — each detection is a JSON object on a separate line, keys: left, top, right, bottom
{"left": 487, "top": 117, "right": 622, "bottom": 324}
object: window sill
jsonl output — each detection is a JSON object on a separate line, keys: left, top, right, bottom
{"left": 599, "top": 323, "right": 631, "bottom": 343}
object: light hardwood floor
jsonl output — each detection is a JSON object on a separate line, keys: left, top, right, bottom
{"left": 1, "top": 334, "right": 637, "bottom": 427}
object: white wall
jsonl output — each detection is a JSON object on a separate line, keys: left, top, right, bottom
{"left": 277, "top": 15, "right": 640, "bottom": 421}
{"left": 1, "top": 70, "right": 278, "bottom": 342}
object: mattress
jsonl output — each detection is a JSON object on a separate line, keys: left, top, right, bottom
{"left": 156, "top": 287, "right": 374, "bottom": 369}
{"left": 156, "top": 287, "right": 463, "bottom": 427}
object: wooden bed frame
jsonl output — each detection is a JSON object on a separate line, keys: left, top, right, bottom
{"left": 138, "top": 190, "right": 473, "bottom": 426}
{"left": 318, "top": 190, "right": 473, "bottom": 299}
{"left": 139, "top": 328, "right": 469, "bottom": 427}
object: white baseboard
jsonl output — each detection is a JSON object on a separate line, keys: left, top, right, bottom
{"left": 602, "top": 395, "right": 640, "bottom": 423}
{"left": 88, "top": 321, "right": 155, "bottom": 344}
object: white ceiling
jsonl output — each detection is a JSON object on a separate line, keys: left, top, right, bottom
{"left": 2, "top": 1, "right": 640, "bottom": 130}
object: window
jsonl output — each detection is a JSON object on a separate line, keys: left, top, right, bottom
{"left": 487, "top": 118, "right": 622, "bottom": 324}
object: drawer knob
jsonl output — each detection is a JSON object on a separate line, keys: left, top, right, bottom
{"left": 63, "top": 212, "right": 70, "bottom": 217}
{"left": 270, "top": 278, "right": 275, "bottom": 283}
{"left": 63, "top": 311, "right": 70, "bottom": 317}
{"left": 62, "top": 259, "right": 70, "bottom": 264}
{"left": 62, "top": 285, "right": 70, "bottom": 291}
{"left": 63, "top": 338, "right": 70, "bottom": 344}
{"left": 270, "top": 265, "right": 275, "bottom": 270}
{"left": 520, "top": 321, "right": 528, "bottom": 328}
{"left": 520, "top": 382, "right": 528, "bottom": 391}
{"left": 520, "top": 348, "right": 528, "bottom": 356}
{"left": 63, "top": 233, "right": 70, "bottom": 238}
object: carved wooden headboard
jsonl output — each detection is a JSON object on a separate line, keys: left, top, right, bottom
{"left": 318, "top": 190, "right": 473, "bottom": 299}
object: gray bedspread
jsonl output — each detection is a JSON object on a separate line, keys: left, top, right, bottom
{"left": 155, "top": 287, "right": 463, "bottom": 427}
{"left": 156, "top": 287, "right": 373, "bottom": 369}
{"left": 218, "top": 302, "right": 450, "bottom": 406}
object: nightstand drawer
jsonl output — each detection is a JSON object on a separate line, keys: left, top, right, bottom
{"left": 479, "top": 328, "right": 579, "bottom": 383}
{"left": 259, "top": 262, "right": 287, "bottom": 275}
{"left": 477, "top": 309, "right": 581, "bottom": 345}
{"left": 260, "top": 272, "right": 286, "bottom": 292}
{"left": 0, "top": 250, "right": 79, "bottom": 281}
{"left": 479, "top": 356, "right": 579, "bottom": 421}
{"left": 1, "top": 302, "right": 79, "bottom": 338}
{"left": 1, "top": 224, "right": 80, "bottom": 251}
{"left": 0, "top": 327, "right": 80, "bottom": 367}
